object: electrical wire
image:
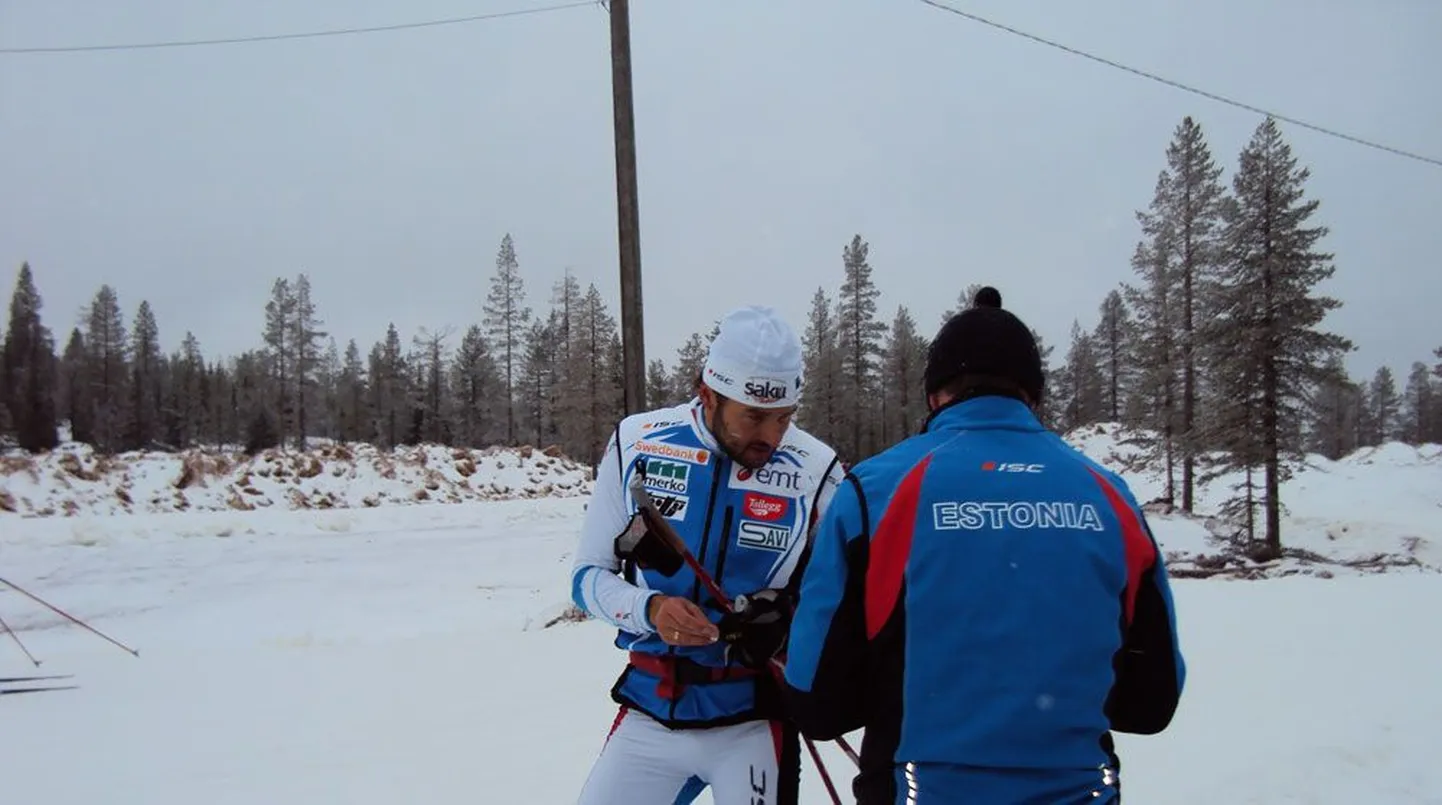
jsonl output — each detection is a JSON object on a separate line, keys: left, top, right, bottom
{"left": 0, "top": 1, "right": 598, "bottom": 55}
{"left": 915, "top": 0, "right": 1442, "bottom": 169}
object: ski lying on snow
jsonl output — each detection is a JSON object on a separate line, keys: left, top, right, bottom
{"left": 0, "top": 674, "right": 74, "bottom": 684}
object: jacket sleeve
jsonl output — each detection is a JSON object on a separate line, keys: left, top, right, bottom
{"left": 781, "top": 456, "right": 847, "bottom": 600}
{"left": 569, "top": 427, "right": 660, "bottom": 637}
{"left": 782, "top": 474, "right": 870, "bottom": 740}
{"left": 1105, "top": 487, "right": 1186, "bottom": 735}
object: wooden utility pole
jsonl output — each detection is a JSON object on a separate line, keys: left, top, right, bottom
{"left": 608, "top": 0, "right": 646, "bottom": 415}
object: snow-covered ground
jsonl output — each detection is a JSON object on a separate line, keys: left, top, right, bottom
{"left": 2, "top": 432, "right": 1440, "bottom": 803}
{"left": 1067, "top": 425, "right": 1442, "bottom": 577}
{"left": 2, "top": 506, "right": 1440, "bottom": 802}
{"left": 0, "top": 440, "right": 593, "bottom": 517}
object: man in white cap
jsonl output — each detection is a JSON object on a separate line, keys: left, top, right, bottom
{"left": 570, "top": 305, "right": 846, "bottom": 805}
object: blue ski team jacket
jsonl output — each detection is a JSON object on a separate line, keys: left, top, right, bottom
{"left": 570, "top": 399, "right": 844, "bottom": 729}
{"left": 783, "top": 395, "right": 1185, "bottom": 804}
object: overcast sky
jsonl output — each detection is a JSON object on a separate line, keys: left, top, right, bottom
{"left": 2, "top": 0, "right": 1439, "bottom": 382}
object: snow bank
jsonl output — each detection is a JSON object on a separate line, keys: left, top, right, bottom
{"left": 0, "top": 441, "right": 594, "bottom": 518}
{"left": 1064, "top": 423, "right": 1442, "bottom": 577}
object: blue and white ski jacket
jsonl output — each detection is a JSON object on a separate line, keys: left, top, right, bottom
{"left": 783, "top": 395, "right": 1186, "bottom": 804}
{"left": 571, "top": 398, "right": 844, "bottom": 729}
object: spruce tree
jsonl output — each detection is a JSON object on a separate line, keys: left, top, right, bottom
{"left": 85, "top": 284, "right": 130, "bottom": 453}
{"left": 1367, "top": 366, "right": 1400, "bottom": 444}
{"left": 799, "top": 287, "right": 841, "bottom": 447}
{"left": 1154, "top": 117, "right": 1228, "bottom": 512}
{"left": 1401, "top": 361, "right": 1435, "bottom": 445}
{"left": 484, "top": 233, "right": 530, "bottom": 444}
{"left": 835, "top": 235, "right": 887, "bottom": 459}
{"left": 127, "top": 300, "right": 163, "bottom": 449}
{"left": 1091, "top": 289, "right": 1134, "bottom": 422}
{"left": 1204, "top": 117, "right": 1353, "bottom": 556}
{"left": 2, "top": 262, "right": 60, "bottom": 451}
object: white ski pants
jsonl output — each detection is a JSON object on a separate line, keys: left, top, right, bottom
{"left": 576, "top": 706, "right": 799, "bottom": 805}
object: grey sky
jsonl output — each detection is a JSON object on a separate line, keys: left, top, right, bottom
{"left": 2, "top": 0, "right": 1439, "bottom": 382}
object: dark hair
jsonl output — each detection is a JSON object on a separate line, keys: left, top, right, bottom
{"left": 936, "top": 373, "right": 1030, "bottom": 403}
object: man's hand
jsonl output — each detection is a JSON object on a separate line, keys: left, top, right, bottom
{"left": 614, "top": 514, "right": 684, "bottom": 577}
{"left": 649, "top": 595, "right": 719, "bottom": 647}
{"left": 717, "top": 588, "right": 792, "bottom": 669}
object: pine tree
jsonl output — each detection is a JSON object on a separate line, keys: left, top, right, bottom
{"left": 1306, "top": 355, "right": 1361, "bottom": 459}
{"left": 233, "top": 350, "right": 279, "bottom": 453}
{"left": 1400, "top": 361, "right": 1435, "bottom": 445}
{"left": 1155, "top": 117, "right": 1229, "bottom": 512}
{"left": 1091, "top": 290, "right": 1134, "bottom": 422}
{"left": 799, "top": 287, "right": 841, "bottom": 449}
{"left": 314, "top": 338, "right": 341, "bottom": 441}
{"left": 170, "top": 332, "right": 206, "bottom": 448}
{"left": 1058, "top": 321, "right": 1107, "bottom": 431}
{"left": 127, "top": 300, "right": 163, "bottom": 449}
{"left": 367, "top": 324, "right": 409, "bottom": 449}
{"left": 261, "top": 278, "right": 295, "bottom": 447}
{"left": 451, "top": 324, "right": 499, "bottom": 448}
{"left": 574, "top": 285, "right": 622, "bottom": 463}
{"left": 336, "top": 340, "right": 369, "bottom": 443}
{"left": 1027, "top": 328, "right": 1060, "bottom": 430}
{"left": 484, "top": 233, "right": 530, "bottom": 444}
{"left": 59, "top": 328, "right": 94, "bottom": 444}
{"left": 290, "top": 274, "right": 327, "bottom": 449}
{"left": 1125, "top": 177, "right": 1181, "bottom": 503}
{"left": 879, "top": 305, "right": 928, "bottom": 445}
{"left": 670, "top": 333, "right": 708, "bottom": 403}
{"left": 1206, "top": 117, "right": 1354, "bottom": 557}
{"left": 645, "top": 358, "right": 671, "bottom": 409}
{"left": 834, "top": 235, "right": 887, "bottom": 459}
{"left": 1367, "top": 366, "right": 1401, "bottom": 444}
{"left": 412, "top": 326, "right": 453, "bottom": 444}
{"left": 85, "top": 284, "right": 130, "bottom": 453}
{"left": 2, "top": 262, "right": 60, "bottom": 451}
{"left": 518, "top": 317, "right": 558, "bottom": 448}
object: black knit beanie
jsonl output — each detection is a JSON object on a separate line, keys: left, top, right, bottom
{"left": 922, "top": 286, "right": 1045, "bottom": 402}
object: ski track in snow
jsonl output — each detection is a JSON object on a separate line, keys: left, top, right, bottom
{"left": 2, "top": 498, "right": 1440, "bottom": 804}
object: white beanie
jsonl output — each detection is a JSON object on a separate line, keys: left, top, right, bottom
{"left": 701, "top": 305, "right": 804, "bottom": 409}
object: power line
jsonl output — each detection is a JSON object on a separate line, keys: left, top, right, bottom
{"left": 915, "top": 0, "right": 1442, "bottom": 169}
{"left": 0, "top": 1, "right": 598, "bottom": 55}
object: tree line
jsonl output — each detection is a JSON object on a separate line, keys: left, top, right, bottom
{"left": 789, "top": 116, "right": 1440, "bottom": 558}
{"left": 2, "top": 116, "right": 1438, "bottom": 556}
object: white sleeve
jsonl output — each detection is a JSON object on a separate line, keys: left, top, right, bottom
{"left": 569, "top": 428, "right": 660, "bottom": 636}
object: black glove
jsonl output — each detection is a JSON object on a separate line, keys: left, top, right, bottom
{"left": 613, "top": 513, "right": 684, "bottom": 577}
{"left": 718, "top": 588, "right": 792, "bottom": 669}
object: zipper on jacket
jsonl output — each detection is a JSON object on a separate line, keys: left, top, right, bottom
{"left": 670, "top": 456, "right": 725, "bottom": 724}
{"left": 712, "top": 505, "right": 735, "bottom": 593}
{"left": 689, "top": 458, "right": 726, "bottom": 606}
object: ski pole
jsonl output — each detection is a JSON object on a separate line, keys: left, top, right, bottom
{"left": 0, "top": 576, "right": 140, "bottom": 657}
{"left": 627, "top": 475, "right": 857, "bottom": 801}
{"left": 0, "top": 609, "right": 42, "bottom": 666}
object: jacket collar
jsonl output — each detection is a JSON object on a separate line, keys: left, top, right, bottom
{"left": 685, "top": 397, "right": 721, "bottom": 452}
{"left": 920, "top": 395, "right": 1045, "bottom": 434}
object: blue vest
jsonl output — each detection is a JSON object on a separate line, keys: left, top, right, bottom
{"left": 608, "top": 401, "right": 839, "bottom": 727}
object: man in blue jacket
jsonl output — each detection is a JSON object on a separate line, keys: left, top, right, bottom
{"left": 570, "top": 305, "right": 846, "bottom": 804}
{"left": 783, "top": 287, "right": 1185, "bottom": 804}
